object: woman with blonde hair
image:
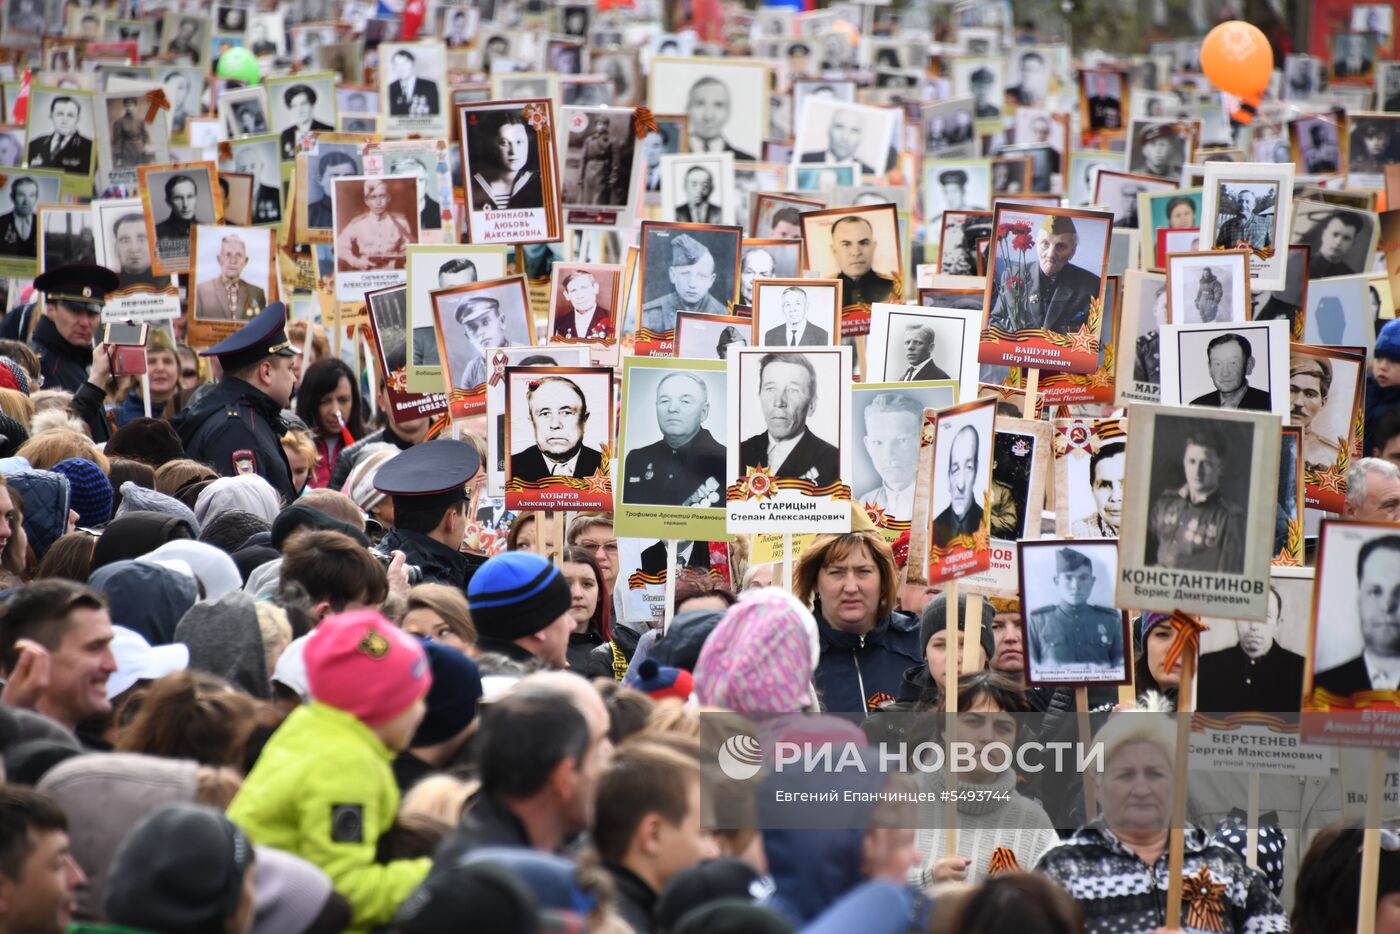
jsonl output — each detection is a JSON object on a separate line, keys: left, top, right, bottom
{"left": 400, "top": 582, "right": 476, "bottom": 653}
{"left": 16, "top": 428, "right": 110, "bottom": 473}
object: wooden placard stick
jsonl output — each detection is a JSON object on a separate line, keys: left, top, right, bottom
{"left": 1357, "top": 749, "right": 1388, "bottom": 934}
{"left": 1163, "top": 649, "right": 1197, "bottom": 930}
{"left": 1245, "top": 771, "right": 1260, "bottom": 869}
{"left": 961, "top": 593, "right": 984, "bottom": 670}
{"left": 663, "top": 540, "right": 678, "bottom": 633}
{"left": 552, "top": 511, "right": 566, "bottom": 568}
{"left": 1022, "top": 367, "right": 1039, "bottom": 417}
{"left": 943, "top": 582, "right": 961, "bottom": 854}
{"left": 1076, "top": 686, "right": 1097, "bottom": 820}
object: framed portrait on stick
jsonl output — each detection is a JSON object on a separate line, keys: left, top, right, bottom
{"left": 725, "top": 346, "right": 853, "bottom": 533}
{"left": 1289, "top": 343, "right": 1365, "bottom": 512}
{"left": 1157, "top": 319, "right": 1290, "bottom": 418}
{"left": 1116, "top": 402, "right": 1282, "bottom": 620}
{"left": 799, "top": 203, "right": 904, "bottom": 335}
{"left": 1053, "top": 417, "right": 1128, "bottom": 539}
{"left": 635, "top": 220, "right": 743, "bottom": 357}
{"left": 852, "top": 381, "right": 958, "bottom": 541}
{"left": 1197, "top": 566, "right": 1313, "bottom": 715}
{"left": 365, "top": 284, "right": 449, "bottom": 427}
{"left": 921, "top": 396, "right": 997, "bottom": 584}
{"left": 1275, "top": 426, "right": 1304, "bottom": 567}
{"left": 866, "top": 301, "right": 980, "bottom": 395}
{"left": 1198, "top": 161, "right": 1295, "bottom": 292}
{"left": 958, "top": 417, "right": 1052, "bottom": 598}
{"left": 186, "top": 224, "right": 277, "bottom": 347}
{"left": 485, "top": 346, "right": 589, "bottom": 497}
{"left": 458, "top": 98, "right": 563, "bottom": 245}
{"left": 91, "top": 196, "right": 180, "bottom": 323}
{"left": 432, "top": 274, "right": 534, "bottom": 417}
{"left": 616, "top": 357, "right": 728, "bottom": 541}
{"left": 504, "top": 365, "right": 615, "bottom": 512}
{"left": 1018, "top": 539, "right": 1131, "bottom": 688}
{"left": 403, "top": 244, "right": 508, "bottom": 393}
{"left": 979, "top": 204, "right": 1113, "bottom": 374}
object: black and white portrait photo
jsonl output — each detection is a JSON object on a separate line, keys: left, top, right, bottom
{"left": 1093, "top": 170, "right": 1175, "bottom": 230}
{"left": 1007, "top": 46, "right": 1057, "bottom": 108}
{"left": 139, "top": 163, "right": 218, "bottom": 275}
{"left": 1308, "top": 522, "right": 1400, "bottom": 704}
{"left": 561, "top": 107, "right": 639, "bottom": 227}
{"left": 161, "top": 12, "right": 209, "bottom": 64}
{"left": 800, "top": 205, "right": 904, "bottom": 308}
{"left": 921, "top": 98, "right": 978, "bottom": 160}
{"left": 1116, "top": 269, "right": 1169, "bottom": 405}
{"left": 1116, "top": 405, "right": 1279, "bottom": 619}
{"left": 923, "top": 160, "right": 991, "bottom": 225}
{"left": 660, "top": 153, "right": 735, "bottom": 227}
{"left": 380, "top": 41, "right": 448, "bottom": 137}
{"left": 1292, "top": 200, "right": 1379, "bottom": 280}
{"left": 726, "top": 345, "right": 852, "bottom": 532}
{"left": 1378, "top": 62, "right": 1400, "bottom": 112}
{"left": 218, "top": 86, "right": 270, "bottom": 139}
{"left": 1290, "top": 117, "right": 1343, "bottom": 174}
{"left": 793, "top": 97, "right": 899, "bottom": 176}
{"left": 929, "top": 402, "right": 995, "bottom": 550}
{"left": 853, "top": 385, "right": 954, "bottom": 523}
{"left": 1331, "top": 31, "right": 1377, "bottom": 83}
{"left": 1159, "top": 320, "right": 1289, "bottom": 416}
{"left": 268, "top": 75, "right": 337, "bottom": 162}
{"left": 1020, "top": 541, "right": 1129, "bottom": 686}
{"left": 648, "top": 59, "right": 768, "bottom": 164}
{"left": 506, "top": 368, "right": 612, "bottom": 483}
{"left": 1166, "top": 250, "right": 1250, "bottom": 324}
{"left": 1198, "top": 569, "right": 1312, "bottom": 712}
{"left": 459, "top": 99, "right": 561, "bottom": 245}
{"left": 1346, "top": 113, "right": 1400, "bottom": 190}
{"left": 38, "top": 206, "right": 94, "bottom": 269}
{"left": 751, "top": 195, "right": 821, "bottom": 240}
{"left": 1209, "top": 183, "right": 1277, "bottom": 254}
{"left": 1126, "top": 119, "right": 1193, "bottom": 180}
{"left": 753, "top": 280, "right": 839, "bottom": 348}
{"left": 867, "top": 303, "right": 979, "bottom": 389}
{"left": 620, "top": 364, "right": 728, "bottom": 510}
{"left": 25, "top": 87, "right": 95, "bottom": 177}
{"left": 484, "top": 347, "right": 587, "bottom": 495}
{"left": 738, "top": 242, "right": 801, "bottom": 307}
{"left": 433, "top": 276, "right": 533, "bottom": 396}
{"left": 223, "top": 139, "right": 283, "bottom": 226}
{"left": 951, "top": 58, "right": 1004, "bottom": 121}
{"left": 405, "top": 245, "right": 507, "bottom": 375}
{"left": 675, "top": 314, "right": 752, "bottom": 361}
{"left": 938, "top": 211, "right": 993, "bottom": 276}
{"left": 638, "top": 222, "right": 742, "bottom": 336}
{"left": 96, "top": 90, "right": 169, "bottom": 186}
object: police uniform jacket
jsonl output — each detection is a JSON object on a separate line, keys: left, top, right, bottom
{"left": 1148, "top": 486, "right": 1245, "bottom": 573}
{"left": 1196, "top": 643, "right": 1306, "bottom": 711}
{"left": 1028, "top": 602, "right": 1124, "bottom": 668}
{"left": 29, "top": 314, "right": 91, "bottom": 393}
{"left": 173, "top": 376, "right": 297, "bottom": 503}
{"left": 378, "top": 527, "right": 482, "bottom": 593}
{"left": 624, "top": 428, "right": 726, "bottom": 507}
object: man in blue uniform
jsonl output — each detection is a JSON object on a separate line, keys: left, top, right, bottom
{"left": 373, "top": 439, "right": 484, "bottom": 592}
{"left": 172, "top": 303, "right": 300, "bottom": 502}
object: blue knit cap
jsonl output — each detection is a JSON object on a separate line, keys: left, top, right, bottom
{"left": 466, "top": 551, "right": 572, "bottom": 641}
{"left": 1377, "top": 319, "right": 1400, "bottom": 363}
{"left": 50, "top": 458, "right": 113, "bottom": 528}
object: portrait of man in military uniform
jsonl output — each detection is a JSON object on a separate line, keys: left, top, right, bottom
{"left": 1146, "top": 422, "right": 1247, "bottom": 574}
{"left": 0, "top": 176, "right": 40, "bottom": 259}
{"left": 1023, "top": 545, "right": 1126, "bottom": 683}
{"left": 622, "top": 369, "right": 726, "bottom": 509}
{"left": 26, "top": 93, "right": 95, "bottom": 177}
{"left": 987, "top": 213, "right": 1106, "bottom": 335}
{"left": 1290, "top": 351, "right": 1350, "bottom": 471}
{"left": 801, "top": 207, "right": 903, "bottom": 309}
{"left": 639, "top": 227, "right": 739, "bottom": 334}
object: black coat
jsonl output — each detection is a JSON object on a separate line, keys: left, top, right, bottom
{"left": 605, "top": 863, "right": 658, "bottom": 934}
{"left": 172, "top": 376, "right": 297, "bottom": 503}
{"left": 378, "top": 527, "right": 483, "bottom": 593}
{"left": 511, "top": 444, "right": 604, "bottom": 482}
{"left": 30, "top": 315, "right": 92, "bottom": 393}
{"left": 433, "top": 792, "right": 536, "bottom": 871}
{"left": 738, "top": 429, "right": 840, "bottom": 487}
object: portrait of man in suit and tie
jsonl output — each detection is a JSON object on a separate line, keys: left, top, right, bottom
{"left": 673, "top": 165, "right": 722, "bottom": 225}
{"left": 893, "top": 323, "right": 952, "bottom": 381}
{"left": 1312, "top": 532, "right": 1400, "bottom": 699}
{"left": 932, "top": 423, "right": 985, "bottom": 548}
{"left": 27, "top": 95, "right": 94, "bottom": 176}
{"left": 799, "top": 107, "right": 877, "bottom": 175}
{"left": 551, "top": 269, "right": 614, "bottom": 341}
{"left": 685, "top": 77, "right": 754, "bottom": 161}
{"left": 510, "top": 375, "right": 605, "bottom": 482}
{"left": 760, "top": 285, "right": 830, "bottom": 347}
{"left": 738, "top": 352, "right": 840, "bottom": 487}
{"left": 387, "top": 49, "right": 441, "bottom": 117}
{"left": 193, "top": 232, "right": 268, "bottom": 321}
{"left": 1187, "top": 332, "right": 1273, "bottom": 411}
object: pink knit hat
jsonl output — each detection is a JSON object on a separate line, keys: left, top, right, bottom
{"left": 304, "top": 610, "right": 432, "bottom": 726}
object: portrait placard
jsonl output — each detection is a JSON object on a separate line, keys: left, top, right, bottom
{"left": 676, "top": 313, "right": 751, "bottom": 361}
{"left": 978, "top": 204, "right": 1112, "bottom": 374}
{"left": 331, "top": 174, "right": 419, "bottom": 302}
{"left": 216, "top": 136, "right": 283, "bottom": 227}
{"left": 1198, "top": 161, "right": 1295, "bottom": 292}
{"left": 1274, "top": 426, "right": 1305, "bottom": 567}
{"left": 647, "top": 57, "right": 769, "bottom": 164}
{"left": 617, "top": 357, "right": 728, "bottom": 541}
{"left": 1036, "top": 274, "right": 1121, "bottom": 407}
{"left": 95, "top": 87, "right": 171, "bottom": 192}
{"left": 938, "top": 210, "right": 993, "bottom": 276}
{"left": 1158, "top": 319, "right": 1290, "bottom": 418}
{"left": 1126, "top": 117, "right": 1198, "bottom": 180}
{"left": 635, "top": 220, "right": 743, "bottom": 357}
{"left": 1289, "top": 343, "right": 1365, "bottom": 512}
{"left": 485, "top": 346, "right": 590, "bottom": 497}
{"left": 137, "top": 161, "right": 220, "bottom": 277}
{"left": 867, "top": 302, "right": 980, "bottom": 396}
{"left": 1165, "top": 249, "right": 1251, "bottom": 324}
{"left": 432, "top": 274, "right": 534, "bottom": 417}
{"left": 1116, "top": 403, "right": 1281, "bottom": 620}
{"left": 922, "top": 396, "right": 996, "bottom": 584}
{"left": 1138, "top": 186, "right": 1201, "bottom": 272}
{"left": 726, "top": 346, "right": 853, "bottom": 533}
{"left": 1290, "top": 199, "right": 1379, "bottom": 280}
{"left": 559, "top": 106, "right": 641, "bottom": 229}
{"left": 792, "top": 96, "right": 900, "bottom": 177}
{"left": 1198, "top": 566, "right": 1313, "bottom": 715}
{"left": 750, "top": 192, "right": 823, "bottom": 239}
{"left": 737, "top": 240, "right": 802, "bottom": 309}
{"left": 1019, "top": 539, "right": 1131, "bottom": 687}
{"left": 853, "top": 382, "right": 959, "bottom": 542}
{"left": 91, "top": 196, "right": 180, "bottom": 322}
{"left": 923, "top": 158, "right": 992, "bottom": 226}
{"left": 799, "top": 203, "right": 903, "bottom": 332}
{"left": 379, "top": 41, "right": 449, "bottom": 138}
{"left": 504, "top": 365, "right": 614, "bottom": 512}
{"left": 362, "top": 140, "right": 455, "bottom": 246}
{"left": 186, "top": 224, "right": 276, "bottom": 348}
{"left": 364, "top": 284, "right": 449, "bottom": 426}
{"left": 546, "top": 262, "right": 621, "bottom": 364}
{"left": 752, "top": 279, "right": 840, "bottom": 348}
{"left": 1113, "top": 270, "right": 1166, "bottom": 406}
{"left": 404, "top": 244, "right": 508, "bottom": 393}
{"left": 659, "top": 151, "right": 736, "bottom": 227}
{"left": 25, "top": 85, "right": 96, "bottom": 192}
{"left": 959, "top": 417, "right": 1052, "bottom": 598}
{"left": 218, "top": 85, "right": 271, "bottom": 139}
{"left": 295, "top": 136, "right": 365, "bottom": 243}
{"left": 921, "top": 97, "right": 979, "bottom": 160}
{"left": 459, "top": 98, "right": 562, "bottom": 245}
{"left": 1091, "top": 169, "right": 1174, "bottom": 229}
{"left": 266, "top": 72, "right": 338, "bottom": 162}
{"left": 1053, "top": 417, "right": 1128, "bottom": 540}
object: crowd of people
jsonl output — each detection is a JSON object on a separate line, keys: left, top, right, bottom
{"left": 0, "top": 1, "right": 1394, "bottom": 933}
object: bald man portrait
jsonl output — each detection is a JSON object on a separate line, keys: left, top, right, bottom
{"left": 932, "top": 423, "right": 984, "bottom": 547}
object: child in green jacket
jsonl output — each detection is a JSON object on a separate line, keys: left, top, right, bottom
{"left": 228, "top": 609, "right": 432, "bottom": 932}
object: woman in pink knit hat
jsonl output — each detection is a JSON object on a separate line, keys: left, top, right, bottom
{"left": 226, "top": 609, "right": 433, "bottom": 933}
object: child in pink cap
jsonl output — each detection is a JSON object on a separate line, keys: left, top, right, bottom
{"left": 227, "top": 610, "right": 433, "bottom": 932}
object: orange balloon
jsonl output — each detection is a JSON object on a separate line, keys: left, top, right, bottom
{"left": 1200, "top": 21, "right": 1274, "bottom": 120}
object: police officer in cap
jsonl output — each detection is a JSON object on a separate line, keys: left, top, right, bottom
{"left": 172, "top": 302, "right": 300, "bottom": 503}
{"left": 373, "top": 438, "right": 485, "bottom": 592}
{"left": 1027, "top": 547, "right": 1124, "bottom": 671}
{"left": 29, "top": 263, "right": 121, "bottom": 395}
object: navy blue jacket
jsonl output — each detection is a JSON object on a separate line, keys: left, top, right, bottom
{"left": 812, "top": 607, "right": 923, "bottom": 714}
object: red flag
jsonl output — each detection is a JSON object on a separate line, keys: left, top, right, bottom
{"left": 12, "top": 70, "right": 31, "bottom": 126}
{"left": 401, "top": 0, "right": 426, "bottom": 39}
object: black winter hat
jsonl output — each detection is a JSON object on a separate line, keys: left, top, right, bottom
{"left": 390, "top": 861, "right": 538, "bottom": 934}
{"left": 105, "top": 417, "right": 184, "bottom": 467}
{"left": 918, "top": 591, "right": 996, "bottom": 662}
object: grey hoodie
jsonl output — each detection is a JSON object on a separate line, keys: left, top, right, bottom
{"left": 174, "top": 591, "right": 271, "bottom": 699}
